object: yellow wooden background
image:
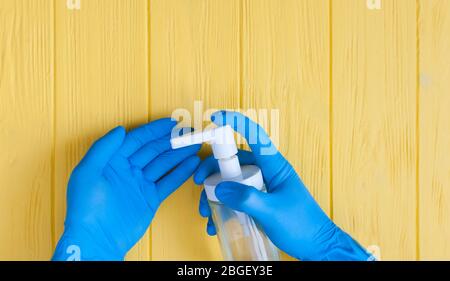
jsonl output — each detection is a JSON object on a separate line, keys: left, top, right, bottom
{"left": 0, "top": 0, "right": 449, "bottom": 261}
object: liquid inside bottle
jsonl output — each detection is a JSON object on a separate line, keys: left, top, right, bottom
{"left": 170, "top": 126, "right": 278, "bottom": 260}
{"left": 208, "top": 186, "right": 280, "bottom": 261}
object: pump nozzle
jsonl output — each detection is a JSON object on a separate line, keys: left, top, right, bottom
{"left": 171, "top": 125, "right": 242, "bottom": 179}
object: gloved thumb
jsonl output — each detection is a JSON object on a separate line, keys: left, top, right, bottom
{"left": 215, "top": 181, "right": 270, "bottom": 220}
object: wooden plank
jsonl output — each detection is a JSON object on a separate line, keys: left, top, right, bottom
{"left": 419, "top": 0, "right": 450, "bottom": 260}
{"left": 242, "top": 0, "right": 331, "bottom": 260}
{"left": 150, "top": 0, "right": 240, "bottom": 260}
{"left": 332, "top": 0, "right": 417, "bottom": 260}
{"left": 0, "top": 0, "right": 53, "bottom": 260}
{"left": 54, "top": 0, "right": 150, "bottom": 260}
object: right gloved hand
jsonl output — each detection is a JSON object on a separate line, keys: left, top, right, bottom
{"left": 194, "top": 111, "right": 372, "bottom": 261}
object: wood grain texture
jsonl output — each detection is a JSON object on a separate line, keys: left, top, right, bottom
{"left": 0, "top": 0, "right": 53, "bottom": 260}
{"left": 242, "top": 0, "right": 330, "bottom": 260}
{"left": 54, "top": 0, "right": 150, "bottom": 260}
{"left": 332, "top": 0, "right": 417, "bottom": 260}
{"left": 419, "top": 0, "right": 450, "bottom": 260}
{"left": 150, "top": 0, "right": 240, "bottom": 260}
{"left": 1, "top": 0, "right": 450, "bottom": 261}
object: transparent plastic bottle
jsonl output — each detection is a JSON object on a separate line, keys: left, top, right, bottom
{"left": 204, "top": 165, "right": 280, "bottom": 261}
{"left": 171, "top": 125, "right": 280, "bottom": 261}
{"left": 209, "top": 189, "right": 279, "bottom": 261}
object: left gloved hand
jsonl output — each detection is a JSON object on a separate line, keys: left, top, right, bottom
{"left": 52, "top": 119, "right": 200, "bottom": 261}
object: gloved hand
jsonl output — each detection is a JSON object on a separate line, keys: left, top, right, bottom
{"left": 53, "top": 119, "right": 200, "bottom": 261}
{"left": 194, "top": 111, "right": 372, "bottom": 261}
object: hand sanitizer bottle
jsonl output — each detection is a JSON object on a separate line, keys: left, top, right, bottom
{"left": 171, "top": 125, "right": 280, "bottom": 261}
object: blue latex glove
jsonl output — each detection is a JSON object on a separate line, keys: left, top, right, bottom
{"left": 194, "top": 111, "right": 373, "bottom": 261}
{"left": 53, "top": 119, "right": 200, "bottom": 261}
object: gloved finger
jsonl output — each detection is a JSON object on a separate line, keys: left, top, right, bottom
{"left": 215, "top": 181, "right": 271, "bottom": 221}
{"left": 78, "top": 126, "right": 126, "bottom": 173}
{"left": 133, "top": 127, "right": 192, "bottom": 170}
{"left": 131, "top": 166, "right": 160, "bottom": 211}
{"left": 206, "top": 216, "right": 217, "bottom": 236}
{"left": 143, "top": 144, "right": 201, "bottom": 182}
{"left": 193, "top": 150, "right": 256, "bottom": 185}
{"left": 199, "top": 189, "right": 216, "bottom": 236}
{"left": 155, "top": 155, "right": 200, "bottom": 202}
{"left": 128, "top": 134, "right": 171, "bottom": 168}
{"left": 211, "top": 110, "right": 276, "bottom": 156}
{"left": 118, "top": 118, "right": 176, "bottom": 157}
{"left": 211, "top": 111, "right": 290, "bottom": 185}
{"left": 199, "top": 189, "right": 211, "bottom": 217}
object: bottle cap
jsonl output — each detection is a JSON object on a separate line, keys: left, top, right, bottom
{"left": 204, "top": 165, "right": 264, "bottom": 202}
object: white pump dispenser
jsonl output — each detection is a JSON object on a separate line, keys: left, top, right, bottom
{"left": 171, "top": 125, "right": 279, "bottom": 261}
{"left": 171, "top": 125, "right": 241, "bottom": 179}
{"left": 171, "top": 125, "right": 264, "bottom": 202}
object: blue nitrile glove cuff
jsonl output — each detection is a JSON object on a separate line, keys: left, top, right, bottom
{"left": 305, "top": 221, "right": 373, "bottom": 261}
{"left": 52, "top": 226, "right": 124, "bottom": 261}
